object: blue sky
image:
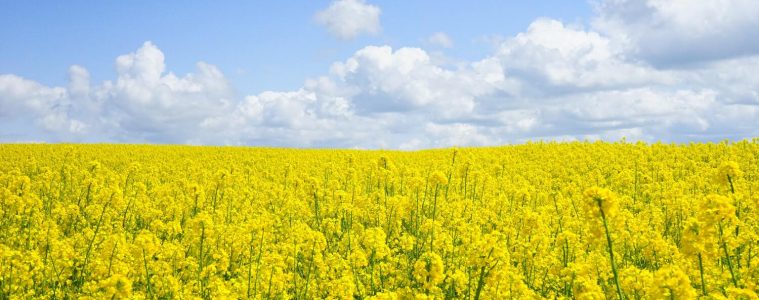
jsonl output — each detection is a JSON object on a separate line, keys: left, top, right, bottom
{"left": 1, "top": 1, "right": 591, "bottom": 94}
{"left": 1, "top": 0, "right": 758, "bottom": 148}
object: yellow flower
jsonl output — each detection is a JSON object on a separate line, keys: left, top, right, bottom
{"left": 698, "top": 194, "right": 736, "bottom": 226}
{"left": 99, "top": 274, "right": 132, "bottom": 299}
{"left": 399, "top": 234, "right": 415, "bottom": 252}
{"left": 406, "top": 176, "right": 425, "bottom": 190}
{"left": 2, "top": 141, "right": 758, "bottom": 298}
{"left": 363, "top": 227, "right": 390, "bottom": 259}
{"left": 619, "top": 266, "right": 653, "bottom": 299}
{"left": 429, "top": 171, "right": 448, "bottom": 186}
{"left": 368, "top": 291, "right": 398, "bottom": 300}
{"left": 413, "top": 252, "right": 444, "bottom": 290}
{"left": 726, "top": 287, "right": 759, "bottom": 300}
{"left": 583, "top": 186, "right": 619, "bottom": 219}
{"left": 652, "top": 266, "right": 697, "bottom": 299}
{"left": 377, "top": 156, "right": 394, "bottom": 170}
{"left": 573, "top": 276, "right": 605, "bottom": 300}
{"left": 349, "top": 248, "right": 369, "bottom": 268}
{"left": 449, "top": 269, "right": 468, "bottom": 294}
{"left": 714, "top": 161, "right": 742, "bottom": 185}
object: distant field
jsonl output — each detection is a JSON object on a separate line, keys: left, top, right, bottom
{"left": 0, "top": 142, "right": 757, "bottom": 299}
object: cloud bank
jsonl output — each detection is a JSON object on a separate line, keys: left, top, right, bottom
{"left": 1, "top": 0, "right": 758, "bottom": 148}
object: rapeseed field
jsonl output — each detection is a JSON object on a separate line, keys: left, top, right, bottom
{"left": 0, "top": 141, "right": 757, "bottom": 299}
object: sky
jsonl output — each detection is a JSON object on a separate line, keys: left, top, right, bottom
{"left": 1, "top": 0, "right": 758, "bottom": 148}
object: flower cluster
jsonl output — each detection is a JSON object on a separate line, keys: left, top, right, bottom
{"left": 0, "top": 141, "right": 757, "bottom": 298}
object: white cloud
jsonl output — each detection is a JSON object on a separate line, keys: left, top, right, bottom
{"left": 496, "top": 19, "right": 670, "bottom": 92}
{"left": 103, "top": 42, "right": 236, "bottom": 142}
{"left": 426, "top": 32, "right": 454, "bottom": 48}
{"left": 315, "top": 0, "right": 381, "bottom": 40}
{"left": 68, "top": 65, "right": 90, "bottom": 99}
{"left": 1, "top": 42, "right": 236, "bottom": 143}
{"left": 3, "top": 3, "right": 759, "bottom": 148}
{"left": 329, "top": 45, "right": 505, "bottom": 119}
{"left": 592, "top": 0, "right": 759, "bottom": 66}
{"left": 0, "top": 74, "right": 84, "bottom": 139}
{"left": 548, "top": 88, "right": 716, "bottom": 135}
{"left": 424, "top": 123, "right": 493, "bottom": 147}
{"left": 683, "top": 55, "right": 759, "bottom": 105}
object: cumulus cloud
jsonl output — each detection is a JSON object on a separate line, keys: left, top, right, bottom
{"left": 2, "top": 1, "right": 759, "bottom": 148}
{"left": 329, "top": 46, "right": 499, "bottom": 118}
{"left": 315, "top": 0, "right": 381, "bottom": 40}
{"left": 495, "top": 19, "right": 670, "bottom": 93}
{"left": 68, "top": 65, "right": 90, "bottom": 99}
{"left": 1, "top": 42, "right": 236, "bottom": 143}
{"left": 592, "top": 0, "right": 759, "bottom": 66}
{"left": 0, "top": 74, "right": 85, "bottom": 141}
{"left": 104, "top": 42, "right": 235, "bottom": 142}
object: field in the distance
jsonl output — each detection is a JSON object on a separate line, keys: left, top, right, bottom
{"left": 1, "top": 142, "right": 757, "bottom": 299}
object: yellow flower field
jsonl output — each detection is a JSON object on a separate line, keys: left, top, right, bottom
{"left": 0, "top": 141, "right": 758, "bottom": 299}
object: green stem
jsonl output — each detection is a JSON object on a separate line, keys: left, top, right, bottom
{"left": 198, "top": 224, "right": 206, "bottom": 297}
{"left": 142, "top": 249, "right": 153, "bottom": 299}
{"left": 473, "top": 265, "right": 487, "bottom": 300}
{"left": 253, "top": 235, "right": 264, "bottom": 298}
{"left": 430, "top": 184, "right": 439, "bottom": 252}
{"left": 598, "top": 200, "right": 623, "bottom": 300}
{"left": 80, "top": 193, "right": 114, "bottom": 288}
{"left": 698, "top": 252, "right": 707, "bottom": 296}
{"left": 719, "top": 222, "right": 739, "bottom": 287}
{"left": 247, "top": 234, "right": 254, "bottom": 299}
